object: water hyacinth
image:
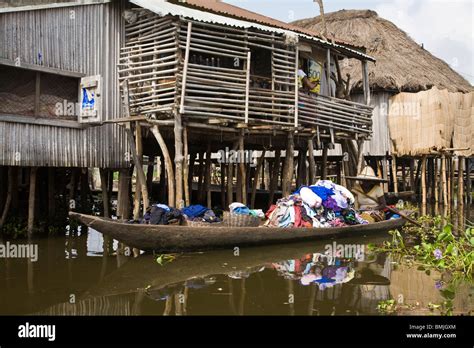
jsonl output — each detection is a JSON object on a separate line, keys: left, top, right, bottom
{"left": 433, "top": 249, "right": 443, "bottom": 260}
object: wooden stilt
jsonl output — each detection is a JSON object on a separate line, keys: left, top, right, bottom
{"left": 226, "top": 162, "right": 234, "bottom": 208}
{"left": 220, "top": 163, "right": 226, "bottom": 209}
{"left": 356, "top": 139, "right": 365, "bottom": 174}
{"left": 466, "top": 158, "right": 472, "bottom": 204}
{"left": 282, "top": 132, "right": 294, "bottom": 197}
{"left": 146, "top": 156, "right": 155, "bottom": 200}
{"left": 99, "top": 169, "right": 110, "bottom": 218}
{"left": 391, "top": 155, "right": 398, "bottom": 193}
{"left": 336, "top": 160, "right": 342, "bottom": 185}
{"left": 151, "top": 125, "right": 175, "bottom": 207}
{"left": 117, "top": 169, "right": 131, "bottom": 220}
{"left": 188, "top": 152, "right": 196, "bottom": 203}
{"left": 296, "top": 150, "right": 304, "bottom": 188}
{"left": 0, "top": 167, "right": 13, "bottom": 229}
{"left": 421, "top": 155, "right": 427, "bottom": 207}
{"left": 401, "top": 161, "right": 406, "bottom": 192}
{"left": 321, "top": 144, "right": 328, "bottom": 180}
{"left": 449, "top": 156, "right": 455, "bottom": 204}
{"left": 441, "top": 155, "right": 448, "bottom": 205}
{"left": 458, "top": 156, "right": 464, "bottom": 206}
{"left": 174, "top": 111, "right": 184, "bottom": 209}
{"left": 308, "top": 138, "right": 316, "bottom": 185}
{"left": 27, "top": 167, "right": 38, "bottom": 236}
{"left": 434, "top": 158, "right": 439, "bottom": 203}
{"left": 409, "top": 158, "right": 415, "bottom": 191}
{"left": 204, "top": 141, "right": 212, "bottom": 208}
{"left": 238, "top": 130, "right": 247, "bottom": 205}
{"left": 197, "top": 151, "right": 205, "bottom": 204}
{"left": 132, "top": 125, "right": 143, "bottom": 220}
{"left": 250, "top": 150, "right": 265, "bottom": 208}
{"left": 268, "top": 150, "right": 281, "bottom": 207}
{"left": 182, "top": 125, "right": 190, "bottom": 207}
{"left": 80, "top": 168, "right": 90, "bottom": 212}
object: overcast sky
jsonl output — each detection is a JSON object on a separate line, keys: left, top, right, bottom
{"left": 224, "top": 0, "right": 474, "bottom": 85}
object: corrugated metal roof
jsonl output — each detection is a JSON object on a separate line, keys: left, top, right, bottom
{"left": 130, "top": 0, "right": 375, "bottom": 62}
{"left": 176, "top": 0, "right": 364, "bottom": 49}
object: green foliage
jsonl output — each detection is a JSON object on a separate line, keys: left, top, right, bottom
{"left": 155, "top": 254, "right": 176, "bottom": 266}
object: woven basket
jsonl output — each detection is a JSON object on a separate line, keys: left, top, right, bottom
{"left": 223, "top": 211, "right": 260, "bottom": 227}
{"left": 184, "top": 219, "right": 223, "bottom": 227}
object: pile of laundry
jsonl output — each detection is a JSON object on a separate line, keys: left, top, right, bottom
{"left": 181, "top": 204, "right": 221, "bottom": 223}
{"left": 265, "top": 180, "right": 368, "bottom": 228}
{"left": 142, "top": 203, "right": 183, "bottom": 225}
{"left": 229, "top": 202, "right": 265, "bottom": 218}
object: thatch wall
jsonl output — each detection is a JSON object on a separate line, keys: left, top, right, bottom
{"left": 388, "top": 87, "right": 473, "bottom": 156}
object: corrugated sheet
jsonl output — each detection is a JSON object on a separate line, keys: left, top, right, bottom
{"left": 177, "top": 0, "right": 365, "bottom": 49}
{"left": 0, "top": 2, "right": 129, "bottom": 168}
{"left": 353, "top": 92, "right": 392, "bottom": 156}
{"left": 130, "top": 0, "right": 375, "bottom": 62}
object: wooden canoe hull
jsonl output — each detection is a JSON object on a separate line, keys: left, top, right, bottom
{"left": 69, "top": 212, "right": 408, "bottom": 252}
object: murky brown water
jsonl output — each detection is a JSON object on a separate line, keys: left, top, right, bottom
{"left": 0, "top": 207, "right": 472, "bottom": 316}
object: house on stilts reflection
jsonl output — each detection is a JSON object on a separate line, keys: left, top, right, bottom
{"left": 0, "top": 0, "right": 376, "bottom": 232}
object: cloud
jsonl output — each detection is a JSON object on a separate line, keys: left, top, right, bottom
{"left": 374, "top": 0, "right": 474, "bottom": 84}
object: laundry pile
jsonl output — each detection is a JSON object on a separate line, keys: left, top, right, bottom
{"left": 265, "top": 180, "right": 368, "bottom": 228}
{"left": 142, "top": 203, "right": 183, "bottom": 225}
{"left": 229, "top": 202, "right": 265, "bottom": 218}
{"left": 272, "top": 252, "right": 355, "bottom": 290}
{"left": 181, "top": 204, "right": 221, "bottom": 223}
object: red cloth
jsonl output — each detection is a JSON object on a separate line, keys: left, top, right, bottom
{"left": 265, "top": 204, "right": 277, "bottom": 219}
{"left": 294, "top": 205, "right": 303, "bottom": 227}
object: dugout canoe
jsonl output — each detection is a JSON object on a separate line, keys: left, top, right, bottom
{"left": 69, "top": 211, "right": 410, "bottom": 252}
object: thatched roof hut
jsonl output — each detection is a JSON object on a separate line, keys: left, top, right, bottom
{"left": 292, "top": 10, "right": 473, "bottom": 94}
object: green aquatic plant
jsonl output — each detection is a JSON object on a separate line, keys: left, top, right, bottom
{"left": 155, "top": 254, "right": 176, "bottom": 266}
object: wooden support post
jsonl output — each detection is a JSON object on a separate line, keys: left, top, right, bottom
{"left": 239, "top": 131, "right": 247, "bottom": 205}
{"left": 28, "top": 167, "right": 38, "bottom": 236}
{"left": 268, "top": 150, "right": 281, "bottom": 207}
{"left": 308, "top": 138, "right": 316, "bottom": 185}
{"left": 47, "top": 168, "right": 55, "bottom": 220}
{"left": 409, "top": 158, "right": 415, "bottom": 191}
{"left": 296, "top": 150, "right": 304, "bottom": 188}
{"left": 220, "top": 163, "right": 226, "bottom": 209}
{"left": 294, "top": 46, "right": 299, "bottom": 127}
{"left": 466, "top": 158, "right": 472, "bottom": 204}
{"left": 151, "top": 125, "right": 175, "bottom": 207}
{"left": 244, "top": 51, "right": 251, "bottom": 124}
{"left": 197, "top": 151, "right": 205, "bottom": 203}
{"left": 182, "top": 125, "right": 190, "bottom": 207}
{"left": 117, "top": 169, "right": 131, "bottom": 220}
{"left": 146, "top": 156, "right": 155, "bottom": 200}
{"left": 391, "top": 155, "right": 398, "bottom": 193}
{"left": 179, "top": 22, "right": 192, "bottom": 114}
{"left": 174, "top": 110, "right": 184, "bottom": 209}
{"left": 80, "top": 168, "right": 90, "bottom": 212}
{"left": 362, "top": 60, "right": 371, "bottom": 105}
{"left": 99, "top": 169, "right": 110, "bottom": 218}
{"left": 449, "top": 156, "right": 455, "bottom": 203}
{"left": 401, "top": 162, "right": 406, "bottom": 192}
{"left": 204, "top": 141, "right": 212, "bottom": 208}
{"left": 132, "top": 125, "right": 143, "bottom": 220}
{"left": 457, "top": 156, "right": 464, "bottom": 206}
{"left": 188, "top": 152, "right": 196, "bottom": 204}
{"left": 226, "top": 162, "right": 234, "bottom": 208}
{"left": 250, "top": 150, "right": 265, "bottom": 208}
{"left": 421, "top": 155, "right": 427, "bottom": 206}
{"left": 336, "top": 160, "right": 342, "bottom": 185}
{"left": 441, "top": 155, "right": 448, "bottom": 205}
{"left": 326, "top": 48, "right": 332, "bottom": 97}
{"left": 282, "top": 132, "right": 294, "bottom": 197}
{"left": 356, "top": 139, "right": 365, "bottom": 175}
{"left": 434, "top": 158, "right": 439, "bottom": 203}
{"left": 321, "top": 145, "right": 328, "bottom": 180}
{"left": 0, "top": 167, "right": 13, "bottom": 229}
{"left": 34, "top": 72, "right": 41, "bottom": 116}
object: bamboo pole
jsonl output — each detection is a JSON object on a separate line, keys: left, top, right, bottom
{"left": 434, "top": 157, "right": 439, "bottom": 203}
{"left": 244, "top": 51, "right": 251, "bottom": 124}
{"left": 146, "top": 156, "right": 155, "bottom": 198}
{"left": 117, "top": 169, "right": 131, "bottom": 220}
{"left": 179, "top": 21, "right": 192, "bottom": 114}
{"left": 457, "top": 156, "right": 464, "bottom": 206}
{"left": 27, "top": 167, "right": 38, "bottom": 236}
{"left": 204, "top": 141, "right": 212, "bottom": 208}
{"left": 449, "top": 156, "right": 455, "bottom": 204}
{"left": 250, "top": 150, "right": 265, "bottom": 208}
{"left": 151, "top": 125, "right": 175, "bottom": 207}
{"left": 239, "top": 130, "right": 247, "bottom": 205}
{"left": 308, "top": 138, "right": 316, "bottom": 185}
{"left": 441, "top": 155, "right": 448, "bottom": 205}
{"left": 132, "top": 124, "right": 143, "bottom": 220}
{"left": 282, "top": 132, "right": 294, "bottom": 197}
{"left": 321, "top": 145, "right": 328, "bottom": 180}
{"left": 391, "top": 155, "right": 398, "bottom": 193}
{"left": 466, "top": 158, "right": 472, "bottom": 204}
{"left": 421, "top": 155, "right": 427, "bottom": 206}
{"left": 409, "top": 158, "right": 415, "bottom": 191}
{"left": 183, "top": 125, "right": 190, "bottom": 207}
{"left": 268, "top": 150, "right": 281, "bottom": 207}
{"left": 174, "top": 110, "right": 184, "bottom": 209}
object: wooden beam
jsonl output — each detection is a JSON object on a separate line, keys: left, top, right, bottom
{"left": 0, "top": 57, "right": 86, "bottom": 78}
{"left": 179, "top": 21, "right": 193, "bottom": 114}
{"left": 151, "top": 125, "right": 175, "bottom": 207}
{"left": 28, "top": 167, "right": 38, "bottom": 236}
{"left": 421, "top": 155, "right": 427, "bottom": 206}
{"left": 250, "top": 150, "right": 265, "bottom": 208}
{"left": 362, "top": 60, "right": 371, "bottom": 105}
{"left": 100, "top": 169, "right": 110, "bottom": 218}
{"left": 294, "top": 46, "right": 299, "bottom": 127}
{"left": 34, "top": 72, "right": 41, "bottom": 116}
{"left": 244, "top": 51, "right": 251, "bottom": 124}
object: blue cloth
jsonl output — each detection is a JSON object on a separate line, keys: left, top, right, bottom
{"left": 181, "top": 204, "right": 208, "bottom": 218}
{"left": 314, "top": 276, "right": 336, "bottom": 283}
{"left": 233, "top": 206, "right": 251, "bottom": 215}
{"left": 155, "top": 203, "right": 170, "bottom": 212}
{"left": 294, "top": 185, "right": 335, "bottom": 202}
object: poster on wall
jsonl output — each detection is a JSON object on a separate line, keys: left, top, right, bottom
{"left": 79, "top": 75, "right": 102, "bottom": 123}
